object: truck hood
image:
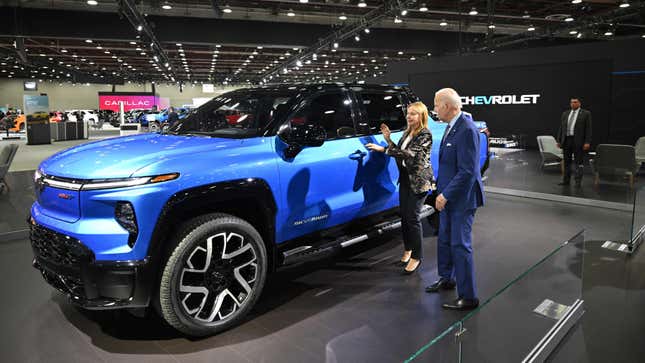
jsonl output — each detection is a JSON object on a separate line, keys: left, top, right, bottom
{"left": 39, "top": 133, "right": 243, "bottom": 179}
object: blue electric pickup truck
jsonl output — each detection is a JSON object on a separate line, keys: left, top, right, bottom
{"left": 29, "top": 84, "right": 489, "bottom": 336}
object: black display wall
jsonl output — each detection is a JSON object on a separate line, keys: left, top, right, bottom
{"left": 380, "top": 38, "right": 645, "bottom": 148}
{"left": 610, "top": 72, "right": 645, "bottom": 145}
{"left": 409, "top": 60, "right": 612, "bottom": 148}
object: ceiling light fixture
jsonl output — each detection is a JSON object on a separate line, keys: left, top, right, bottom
{"left": 440, "top": 20, "right": 448, "bottom": 26}
{"left": 419, "top": 3, "right": 428, "bottom": 12}
{"left": 223, "top": 5, "right": 232, "bottom": 13}
{"left": 354, "top": 35, "right": 360, "bottom": 42}
{"left": 162, "top": 1, "right": 172, "bottom": 10}
{"left": 564, "top": 17, "right": 574, "bottom": 22}
{"left": 87, "top": 0, "right": 98, "bottom": 5}
{"left": 527, "top": 26, "right": 535, "bottom": 31}
{"left": 400, "top": 9, "right": 408, "bottom": 16}
{"left": 469, "top": 7, "right": 478, "bottom": 16}
{"left": 364, "top": 28, "right": 370, "bottom": 34}
{"left": 394, "top": 16, "right": 402, "bottom": 24}
{"left": 358, "top": 1, "right": 366, "bottom": 7}
{"left": 339, "top": 14, "right": 347, "bottom": 20}
{"left": 571, "top": 0, "right": 582, "bottom": 4}
{"left": 604, "top": 31, "right": 613, "bottom": 36}
{"left": 287, "top": 10, "right": 295, "bottom": 17}
{"left": 619, "top": 1, "right": 630, "bottom": 8}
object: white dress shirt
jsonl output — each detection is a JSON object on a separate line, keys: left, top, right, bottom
{"left": 567, "top": 109, "right": 579, "bottom": 136}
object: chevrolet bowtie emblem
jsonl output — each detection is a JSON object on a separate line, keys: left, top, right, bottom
{"left": 57, "top": 193, "right": 74, "bottom": 200}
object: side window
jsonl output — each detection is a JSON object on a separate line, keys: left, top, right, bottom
{"left": 358, "top": 92, "right": 406, "bottom": 134}
{"left": 290, "top": 92, "right": 354, "bottom": 140}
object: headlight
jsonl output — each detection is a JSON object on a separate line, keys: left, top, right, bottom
{"left": 36, "top": 172, "right": 179, "bottom": 191}
{"left": 81, "top": 177, "right": 152, "bottom": 190}
{"left": 115, "top": 202, "right": 138, "bottom": 247}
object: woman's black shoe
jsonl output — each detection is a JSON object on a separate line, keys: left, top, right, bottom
{"left": 402, "top": 259, "right": 420, "bottom": 275}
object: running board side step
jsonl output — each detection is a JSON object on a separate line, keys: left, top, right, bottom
{"left": 281, "top": 205, "right": 435, "bottom": 266}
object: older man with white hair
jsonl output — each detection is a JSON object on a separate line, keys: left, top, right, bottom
{"left": 425, "top": 88, "right": 484, "bottom": 311}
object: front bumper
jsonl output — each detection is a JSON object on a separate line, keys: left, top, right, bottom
{"left": 29, "top": 220, "right": 153, "bottom": 309}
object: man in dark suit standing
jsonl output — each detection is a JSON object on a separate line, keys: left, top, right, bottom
{"left": 556, "top": 97, "right": 592, "bottom": 188}
{"left": 425, "top": 88, "right": 484, "bottom": 310}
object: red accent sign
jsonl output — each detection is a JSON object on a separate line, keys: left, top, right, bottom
{"left": 99, "top": 95, "right": 164, "bottom": 112}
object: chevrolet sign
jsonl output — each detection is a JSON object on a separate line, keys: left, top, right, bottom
{"left": 461, "top": 94, "right": 541, "bottom": 105}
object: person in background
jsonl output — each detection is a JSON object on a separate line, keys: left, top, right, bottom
{"left": 556, "top": 97, "right": 592, "bottom": 188}
{"left": 167, "top": 107, "right": 180, "bottom": 129}
{"left": 366, "top": 102, "right": 434, "bottom": 274}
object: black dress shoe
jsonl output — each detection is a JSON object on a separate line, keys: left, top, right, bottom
{"left": 442, "top": 298, "right": 479, "bottom": 310}
{"left": 557, "top": 180, "right": 570, "bottom": 186}
{"left": 425, "top": 278, "right": 456, "bottom": 293}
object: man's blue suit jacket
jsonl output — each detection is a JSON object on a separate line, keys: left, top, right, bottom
{"left": 437, "top": 112, "right": 485, "bottom": 211}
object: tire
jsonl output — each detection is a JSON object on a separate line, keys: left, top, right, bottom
{"left": 158, "top": 213, "right": 267, "bottom": 336}
{"left": 149, "top": 121, "right": 160, "bottom": 133}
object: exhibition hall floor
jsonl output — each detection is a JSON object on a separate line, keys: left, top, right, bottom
{"left": 1, "top": 190, "right": 642, "bottom": 362}
{"left": 487, "top": 148, "right": 644, "bottom": 205}
{"left": 1, "top": 139, "right": 643, "bottom": 362}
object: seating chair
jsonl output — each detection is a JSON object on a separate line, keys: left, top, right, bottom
{"left": 536, "top": 135, "right": 564, "bottom": 174}
{"left": 592, "top": 144, "right": 639, "bottom": 188}
{"left": 635, "top": 136, "right": 645, "bottom": 167}
{"left": 0, "top": 144, "right": 19, "bottom": 193}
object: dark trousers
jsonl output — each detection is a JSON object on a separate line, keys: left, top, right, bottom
{"left": 399, "top": 173, "right": 428, "bottom": 260}
{"left": 438, "top": 208, "right": 477, "bottom": 300}
{"left": 563, "top": 136, "right": 584, "bottom": 183}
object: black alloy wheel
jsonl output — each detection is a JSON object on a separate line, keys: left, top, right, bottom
{"left": 158, "top": 213, "right": 267, "bottom": 336}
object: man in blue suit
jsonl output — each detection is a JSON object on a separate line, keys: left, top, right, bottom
{"left": 425, "top": 88, "right": 484, "bottom": 310}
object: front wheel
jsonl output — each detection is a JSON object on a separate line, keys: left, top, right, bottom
{"left": 158, "top": 213, "right": 267, "bottom": 336}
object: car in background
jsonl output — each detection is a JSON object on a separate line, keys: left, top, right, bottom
{"left": 98, "top": 110, "right": 120, "bottom": 128}
{"left": 66, "top": 110, "right": 99, "bottom": 124}
{"left": 2, "top": 113, "right": 26, "bottom": 132}
{"left": 148, "top": 107, "right": 190, "bottom": 132}
{"left": 49, "top": 111, "right": 67, "bottom": 123}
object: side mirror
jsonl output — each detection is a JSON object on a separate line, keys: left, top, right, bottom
{"left": 277, "top": 121, "right": 326, "bottom": 158}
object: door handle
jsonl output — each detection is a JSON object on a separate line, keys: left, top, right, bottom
{"left": 349, "top": 150, "right": 367, "bottom": 160}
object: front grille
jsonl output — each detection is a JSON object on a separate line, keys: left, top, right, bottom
{"left": 30, "top": 224, "right": 94, "bottom": 268}
{"left": 39, "top": 268, "right": 85, "bottom": 297}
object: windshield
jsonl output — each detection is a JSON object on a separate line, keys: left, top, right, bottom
{"left": 168, "top": 90, "right": 297, "bottom": 138}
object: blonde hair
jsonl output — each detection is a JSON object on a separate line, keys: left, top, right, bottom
{"left": 407, "top": 101, "right": 429, "bottom": 136}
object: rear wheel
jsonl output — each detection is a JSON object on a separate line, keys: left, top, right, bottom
{"left": 149, "top": 121, "right": 160, "bottom": 132}
{"left": 158, "top": 213, "right": 267, "bottom": 336}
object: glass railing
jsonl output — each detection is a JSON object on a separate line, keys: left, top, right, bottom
{"left": 406, "top": 230, "right": 585, "bottom": 363}
{"left": 630, "top": 185, "right": 645, "bottom": 247}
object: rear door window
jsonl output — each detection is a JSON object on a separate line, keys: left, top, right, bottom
{"left": 289, "top": 92, "right": 355, "bottom": 140}
{"left": 356, "top": 91, "right": 406, "bottom": 135}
